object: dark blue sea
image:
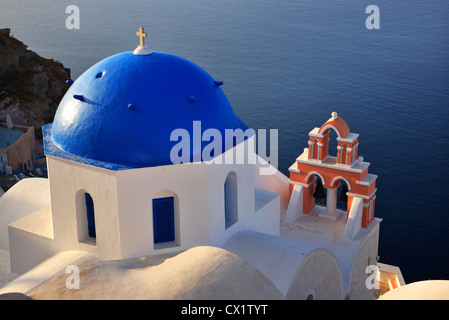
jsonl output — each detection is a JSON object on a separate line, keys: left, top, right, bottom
{"left": 2, "top": 0, "right": 449, "bottom": 283}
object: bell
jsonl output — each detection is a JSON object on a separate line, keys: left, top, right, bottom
{"left": 313, "top": 179, "right": 326, "bottom": 199}
{"left": 338, "top": 185, "right": 348, "bottom": 202}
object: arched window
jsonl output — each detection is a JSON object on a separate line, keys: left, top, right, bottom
{"left": 84, "top": 193, "right": 96, "bottom": 239}
{"left": 312, "top": 175, "right": 326, "bottom": 206}
{"left": 224, "top": 172, "right": 238, "bottom": 229}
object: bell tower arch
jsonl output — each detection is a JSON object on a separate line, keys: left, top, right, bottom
{"left": 287, "top": 112, "right": 378, "bottom": 239}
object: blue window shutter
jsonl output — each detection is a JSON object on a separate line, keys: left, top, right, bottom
{"left": 85, "top": 193, "right": 96, "bottom": 238}
{"left": 153, "top": 197, "right": 175, "bottom": 243}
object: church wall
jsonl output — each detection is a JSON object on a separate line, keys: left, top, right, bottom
{"left": 286, "top": 248, "right": 344, "bottom": 300}
{"left": 46, "top": 156, "right": 121, "bottom": 261}
{"left": 206, "top": 142, "right": 280, "bottom": 247}
{"left": 115, "top": 162, "right": 211, "bottom": 259}
{"left": 222, "top": 230, "right": 312, "bottom": 296}
{"left": 253, "top": 154, "right": 290, "bottom": 211}
{"left": 207, "top": 161, "right": 255, "bottom": 247}
{"left": 345, "top": 220, "right": 381, "bottom": 300}
{"left": 223, "top": 230, "right": 343, "bottom": 299}
{"left": 8, "top": 224, "right": 55, "bottom": 275}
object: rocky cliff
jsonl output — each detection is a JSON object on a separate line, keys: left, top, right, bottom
{"left": 0, "top": 28, "right": 71, "bottom": 139}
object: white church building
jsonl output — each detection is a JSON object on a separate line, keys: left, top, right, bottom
{"left": 0, "top": 29, "right": 383, "bottom": 300}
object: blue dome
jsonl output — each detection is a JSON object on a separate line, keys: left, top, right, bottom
{"left": 50, "top": 51, "right": 248, "bottom": 169}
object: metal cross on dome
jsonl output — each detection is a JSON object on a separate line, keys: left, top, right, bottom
{"left": 136, "top": 27, "right": 147, "bottom": 47}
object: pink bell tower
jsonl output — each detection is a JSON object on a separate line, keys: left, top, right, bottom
{"left": 286, "top": 112, "right": 378, "bottom": 239}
